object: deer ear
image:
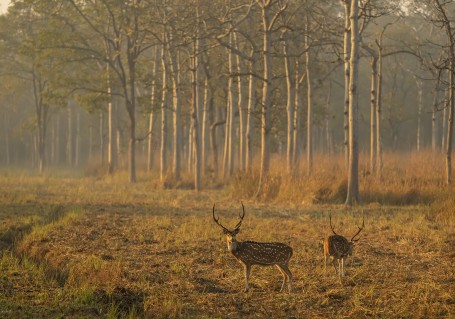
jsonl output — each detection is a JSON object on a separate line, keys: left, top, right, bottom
{"left": 223, "top": 229, "right": 230, "bottom": 235}
{"left": 233, "top": 228, "right": 240, "bottom": 235}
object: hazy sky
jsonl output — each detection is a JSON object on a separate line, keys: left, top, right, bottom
{"left": 0, "top": 0, "right": 10, "bottom": 14}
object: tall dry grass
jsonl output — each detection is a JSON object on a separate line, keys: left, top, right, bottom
{"left": 229, "top": 150, "right": 449, "bottom": 206}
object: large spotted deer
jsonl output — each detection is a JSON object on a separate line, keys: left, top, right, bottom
{"left": 323, "top": 213, "right": 365, "bottom": 278}
{"left": 212, "top": 203, "right": 293, "bottom": 292}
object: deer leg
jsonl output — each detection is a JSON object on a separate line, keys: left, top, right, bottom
{"left": 278, "top": 264, "right": 292, "bottom": 293}
{"left": 276, "top": 265, "right": 287, "bottom": 292}
{"left": 332, "top": 258, "right": 338, "bottom": 274}
{"left": 324, "top": 254, "right": 330, "bottom": 272}
{"left": 243, "top": 264, "right": 251, "bottom": 292}
{"left": 341, "top": 257, "right": 346, "bottom": 277}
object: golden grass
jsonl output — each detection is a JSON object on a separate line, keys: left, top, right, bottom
{"left": 0, "top": 151, "right": 453, "bottom": 318}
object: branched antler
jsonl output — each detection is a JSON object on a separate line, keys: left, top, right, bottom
{"left": 351, "top": 213, "right": 365, "bottom": 242}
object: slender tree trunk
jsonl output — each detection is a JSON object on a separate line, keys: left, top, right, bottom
{"left": 370, "top": 56, "right": 377, "bottom": 173}
{"left": 160, "top": 33, "right": 168, "bottom": 182}
{"left": 305, "top": 17, "right": 313, "bottom": 176}
{"left": 442, "top": 88, "right": 448, "bottom": 151}
{"left": 202, "top": 76, "right": 210, "bottom": 173}
{"left": 67, "top": 104, "right": 74, "bottom": 167}
{"left": 75, "top": 109, "right": 80, "bottom": 167}
{"left": 345, "top": 0, "right": 360, "bottom": 206}
{"left": 234, "top": 33, "right": 247, "bottom": 172}
{"left": 224, "top": 31, "right": 237, "bottom": 178}
{"left": 376, "top": 40, "right": 383, "bottom": 178}
{"left": 148, "top": 46, "right": 160, "bottom": 172}
{"left": 192, "top": 38, "right": 201, "bottom": 191}
{"left": 283, "top": 33, "right": 295, "bottom": 174}
{"left": 256, "top": 3, "right": 273, "bottom": 196}
{"left": 246, "top": 58, "right": 256, "bottom": 172}
{"left": 416, "top": 79, "right": 423, "bottom": 152}
{"left": 99, "top": 110, "right": 104, "bottom": 166}
{"left": 108, "top": 86, "right": 117, "bottom": 174}
{"left": 431, "top": 77, "right": 440, "bottom": 152}
{"left": 294, "top": 60, "right": 302, "bottom": 168}
{"left": 342, "top": 0, "right": 351, "bottom": 170}
{"left": 446, "top": 61, "right": 454, "bottom": 184}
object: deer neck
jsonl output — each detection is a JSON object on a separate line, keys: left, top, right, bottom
{"left": 227, "top": 238, "right": 239, "bottom": 254}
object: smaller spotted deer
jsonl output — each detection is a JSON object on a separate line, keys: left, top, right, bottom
{"left": 213, "top": 203, "right": 293, "bottom": 292}
{"left": 323, "top": 213, "right": 365, "bottom": 278}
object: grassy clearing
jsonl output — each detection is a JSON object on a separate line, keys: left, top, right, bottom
{"left": 0, "top": 152, "right": 454, "bottom": 318}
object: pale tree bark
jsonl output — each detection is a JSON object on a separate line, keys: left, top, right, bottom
{"left": 442, "top": 87, "right": 448, "bottom": 151}
{"left": 305, "top": 15, "right": 313, "bottom": 176}
{"left": 75, "top": 109, "right": 80, "bottom": 167}
{"left": 256, "top": 0, "right": 286, "bottom": 196}
{"left": 107, "top": 65, "right": 117, "bottom": 174}
{"left": 67, "top": 103, "right": 74, "bottom": 167}
{"left": 431, "top": 77, "right": 441, "bottom": 152}
{"left": 168, "top": 33, "right": 182, "bottom": 180}
{"left": 446, "top": 61, "right": 454, "bottom": 184}
{"left": 376, "top": 36, "right": 384, "bottom": 178}
{"left": 283, "top": 32, "right": 295, "bottom": 174}
{"left": 191, "top": 36, "right": 201, "bottom": 190}
{"left": 341, "top": 0, "right": 351, "bottom": 170}
{"left": 245, "top": 57, "right": 256, "bottom": 172}
{"left": 160, "top": 31, "right": 168, "bottom": 183}
{"left": 223, "top": 30, "right": 237, "bottom": 178}
{"left": 345, "top": 0, "right": 360, "bottom": 206}
{"left": 202, "top": 75, "right": 211, "bottom": 173}
{"left": 32, "top": 73, "right": 48, "bottom": 173}
{"left": 293, "top": 60, "right": 303, "bottom": 167}
{"left": 235, "top": 32, "right": 248, "bottom": 172}
{"left": 416, "top": 78, "right": 423, "bottom": 152}
{"left": 88, "top": 118, "right": 93, "bottom": 162}
{"left": 370, "top": 56, "right": 377, "bottom": 173}
{"left": 148, "top": 45, "right": 160, "bottom": 172}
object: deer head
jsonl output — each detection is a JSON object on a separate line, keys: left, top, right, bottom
{"left": 213, "top": 202, "right": 245, "bottom": 252}
{"left": 328, "top": 212, "right": 365, "bottom": 255}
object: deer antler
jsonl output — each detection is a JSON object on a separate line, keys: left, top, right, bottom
{"left": 350, "top": 213, "right": 365, "bottom": 242}
{"left": 212, "top": 203, "right": 230, "bottom": 233}
{"left": 329, "top": 213, "right": 338, "bottom": 235}
{"left": 234, "top": 202, "right": 246, "bottom": 231}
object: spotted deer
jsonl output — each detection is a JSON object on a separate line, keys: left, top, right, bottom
{"left": 213, "top": 203, "right": 293, "bottom": 292}
{"left": 323, "top": 213, "right": 365, "bottom": 278}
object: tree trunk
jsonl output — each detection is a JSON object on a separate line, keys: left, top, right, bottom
{"left": 192, "top": 38, "right": 201, "bottom": 191}
{"left": 305, "top": 17, "right": 313, "bottom": 176}
{"left": 342, "top": 0, "right": 351, "bottom": 170}
{"left": 370, "top": 56, "right": 377, "bottom": 173}
{"left": 256, "top": 3, "right": 273, "bottom": 196}
{"left": 108, "top": 65, "right": 117, "bottom": 174}
{"left": 446, "top": 60, "right": 454, "bottom": 184}
{"left": 345, "top": 0, "right": 360, "bottom": 206}
{"left": 294, "top": 60, "right": 303, "bottom": 168}
{"left": 99, "top": 110, "right": 104, "bottom": 166}
{"left": 223, "top": 32, "right": 236, "bottom": 178}
{"left": 75, "top": 109, "right": 80, "bottom": 167}
{"left": 245, "top": 58, "right": 256, "bottom": 172}
{"left": 431, "top": 77, "right": 440, "bottom": 152}
{"left": 416, "top": 79, "right": 423, "bottom": 152}
{"left": 283, "top": 33, "right": 295, "bottom": 174}
{"left": 235, "top": 33, "right": 247, "bottom": 172}
{"left": 160, "top": 33, "right": 168, "bottom": 183}
{"left": 376, "top": 39, "right": 383, "bottom": 178}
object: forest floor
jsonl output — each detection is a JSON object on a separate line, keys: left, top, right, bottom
{"left": 0, "top": 173, "right": 454, "bottom": 318}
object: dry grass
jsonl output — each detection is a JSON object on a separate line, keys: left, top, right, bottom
{"left": 0, "top": 151, "right": 454, "bottom": 318}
